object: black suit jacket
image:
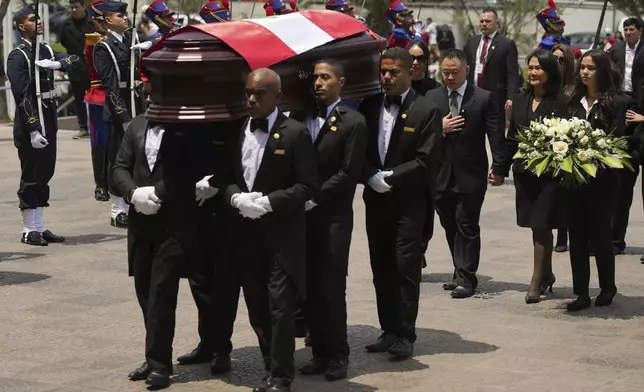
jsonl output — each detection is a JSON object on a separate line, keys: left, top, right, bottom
{"left": 359, "top": 89, "right": 444, "bottom": 194}
{"left": 609, "top": 41, "right": 644, "bottom": 102}
{"left": 59, "top": 14, "right": 95, "bottom": 81}
{"left": 290, "top": 104, "right": 368, "bottom": 208}
{"left": 217, "top": 111, "right": 320, "bottom": 294}
{"left": 500, "top": 92, "right": 570, "bottom": 176}
{"left": 464, "top": 33, "right": 520, "bottom": 105}
{"left": 426, "top": 83, "right": 503, "bottom": 194}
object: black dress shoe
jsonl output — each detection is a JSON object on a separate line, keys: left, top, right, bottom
{"left": 267, "top": 379, "right": 291, "bottom": 392}
{"left": 252, "top": 376, "right": 272, "bottom": 392}
{"left": 442, "top": 282, "right": 457, "bottom": 291}
{"left": 177, "top": 346, "right": 213, "bottom": 365}
{"left": 388, "top": 338, "right": 414, "bottom": 359}
{"left": 304, "top": 332, "right": 313, "bottom": 347}
{"left": 422, "top": 255, "right": 427, "bottom": 268}
{"left": 595, "top": 289, "right": 617, "bottom": 307}
{"left": 325, "top": 358, "right": 348, "bottom": 381}
{"left": 365, "top": 332, "right": 398, "bottom": 353}
{"left": 299, "top": 358, "right": 328, "bottom": 375}
{"left": 128, "top": 362, "right": 151, "bottom": 381}
{"left": 21, "top": 231, "right": 47, "bottom": 246}
{"left": 554, "top": 244, "right": 567, "bottom": 252}
{"left": 145, "top": 369, "right": 171, "bottom": 387}
{"left": 41, "top": 230, "right": 64, "bottom": 243}
{"left": 640, "top": 254, "right": 644, "bottom": 263}
{"left": 94, "top": 187, "right": 110, "bottom": 202}
{"left": 211, "top": 353, "right": 231, "bottom": 374}
{"left": 566, "top": 296, "right": 591, "bottom": 312}
{"left": 613, "top": 246, "right": 624, "bottom": 255}
{"left": 111, "top": 212, "right": 128, "bottom": 228}
{"left": 451, "top": 285, "right": 474, "bottom": 299}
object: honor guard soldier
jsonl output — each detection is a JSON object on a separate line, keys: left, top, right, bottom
{"left": 264, "top": 0, "right": 298, "bottom": 16}
{"left": 7, "top": 4, "right": 80, "bottom": 246}
{"left": 199, "top": 0, "right": 231, "bottom": 23}
{"left": 92, "top": 0, "right": 144, "bottom": 228}
{"left": 385, "top": 0, "right": 421, "bottom": 50}
{"left": 85, "top": 0, "right": 110, "bottom": 202}
{"left": 536, "top": 0, "right": 570, "bottom": 50}
{"left": 131, "top": 0, "right": 178, "bottom": 51}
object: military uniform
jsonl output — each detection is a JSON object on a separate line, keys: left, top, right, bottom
{"left": 7, "top": 8, "right": 79, "bottom": 245}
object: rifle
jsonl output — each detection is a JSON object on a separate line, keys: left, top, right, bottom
{"left": 130, "top": 0, "right": 139, "bottom": 116}
{"left": 593, "top": 0, "right": 609, "bottom": 49}
{"left": 32, "top": 1, "right": 47, "bottom": 137}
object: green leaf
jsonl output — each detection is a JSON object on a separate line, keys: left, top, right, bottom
{"left": 597, "top": 154, "right": 624, "bottom": 169}
{"left": 535, "top": 156, "right": 551, "bottom": 177}
{"left": 580, "top": 163, "right": 597, "bottom": 178}
{"left": 623, "top": 158, "right": 635, "bottom": 172}
{"left": 513, "top": 151, "right": 525, "bottom": 159}
{"left": 560, "top": 156, "right": 573, "bottom": 173}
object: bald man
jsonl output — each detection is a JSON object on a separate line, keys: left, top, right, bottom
{"left": 211, "top": 68, "right": 319, "bottom": 392}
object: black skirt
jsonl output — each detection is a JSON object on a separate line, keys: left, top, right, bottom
{"left": 513, "top": 170, "right": 566, "bottom": 230}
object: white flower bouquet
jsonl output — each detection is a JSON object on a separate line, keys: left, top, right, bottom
{"left": 512, "top": 117, "right": 634, "bottom": 187}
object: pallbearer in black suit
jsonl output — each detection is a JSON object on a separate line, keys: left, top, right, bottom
{"left": 215, "top": 68, "right": 319, "bottom": 392}
{"left": 7, "top": 4, "right": 80, "bottom": 246}
{"left": 360, "top": 48, "right": 443, "bottom": 358}
{"left": 425, "top": 49, "right": 504, "bottom": 298}
{"left": 290, "top": 59, "right": 367, "bottom": 380}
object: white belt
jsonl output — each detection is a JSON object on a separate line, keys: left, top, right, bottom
{"left": 119, "top": 82, "right": 127, "bottom": 88}
{"left": 120, "top": 81, "right": 142, "bottom": 88}
{"left": 39, "top": 90, "right": 56, "bottom": 99}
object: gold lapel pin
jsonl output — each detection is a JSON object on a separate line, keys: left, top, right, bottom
{"left": 273, "top": 133, "right": 280, "bottom": 140}
{"left": 330, "top": 116, "right": 336, "bottom": 123}
{"left": 401, "top": 113, "right": 407, "bottom": 119}
{"left": 330, "top": 126, "right": 337, "bottom": 132}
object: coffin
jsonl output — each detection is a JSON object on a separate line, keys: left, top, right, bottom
{"left": 142, "top": 11, "right": 383, "bottom": 123}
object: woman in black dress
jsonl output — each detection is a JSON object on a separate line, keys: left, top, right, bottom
{"left": 565, "top": 49, "right": 635, "bottom": 311}
{"left": 500, "top": 49, "right": 568, "bottom": 303}
{"left": 408, "top": 40, "right": 439, "bottom": 95}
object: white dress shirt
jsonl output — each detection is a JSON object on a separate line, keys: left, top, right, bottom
{"left": 241, "top": 107, "right": 279, "bottom": 190}
{"left": 623, "top": 40, "right": 640, "bottom": 92}
{"left": 474, "top": 30, "right": 497, "bottom": 86}
{"left": 305, "top": 97, "right": 341, "bottom": 142}
{"left": 145, "top": 125, "right": 165, "bottom": 171}
{"left": 447, "top": 81, "right": 468, "bottom": 114}
{"left": 378, "top": 88, "right": 410, "bottom": 165}
{"left": 108, "top": 30, "right": 124, "bottom": 43}
{"left": 580, "top": 96, "right": 596, "bottom": 120}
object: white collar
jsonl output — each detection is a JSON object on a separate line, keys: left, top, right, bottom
{"left": 21, "top": 38, "right": 33, "bottom": 47}
{"left": 384, "top": 87, "right": 410, "bottom": 108}
{"left": 447, "top": 81, "right": 468, "bottom": 97}
{"left": 324, "top": 97, "right": 342, "bottom": 117}
{"left": 580, "top": 96, "right": 596, "bottom": 115}
{"left": 108, "top": 30, "right": 123, "bottom": 43}
{"left": 251, "top": 107, "right": 279, "bottom": 132}
{"left": 483, "top": 31, "right": 497, "bottom": 41}
{"left": 627, "top": 39, "right": 640, "bottom": 51}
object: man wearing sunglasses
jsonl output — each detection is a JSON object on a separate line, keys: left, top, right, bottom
{"left": 7, "top": 4, "right": 80, "bottom": 246}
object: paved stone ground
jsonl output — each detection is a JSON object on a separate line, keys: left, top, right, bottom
{"left": 1, "top": 124, "right": 644, "bottom": 392}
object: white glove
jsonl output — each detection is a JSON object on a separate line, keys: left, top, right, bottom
{"left": 35, "top": 59, "right": 62, "bottom": 70}
{"left": 231, "top": 192, "right": 267, "bottom": 219}
{"left": 368, "top": 170, "right": 393, "bottom": 193}
{"left": 305, "top": 200, "right": 317, "bottom": 211}
{"left": 255, "top": 196, "right": 273, "bottom": 212}
{"left": 131, "top": 186, "right": 161, "bottom": 215}
{"left": 30, "top": 131, "right": 48, "bottom": 149}
{"left": 131, "top": 41, "right": 153, "bottom": 51}
{"left": 195, "top": 175, "right": 219, "bottom": 206}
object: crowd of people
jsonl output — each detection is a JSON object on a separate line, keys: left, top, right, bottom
{"left": 6, "top": 0, "right": 644, "bottom": 391}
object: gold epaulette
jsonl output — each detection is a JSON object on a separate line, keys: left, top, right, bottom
{"left": 85, "top": 32, "right": 104, "bottom": 46}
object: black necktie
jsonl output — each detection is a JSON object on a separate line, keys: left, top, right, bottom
{"left": 317, "top": 105, "right": 328, "bottom": 119}
{"left": 384, "top": 95, "right": 402, "bottom": 109}
{"left": 250, "top": 118, "right": 268, "bottom": 133}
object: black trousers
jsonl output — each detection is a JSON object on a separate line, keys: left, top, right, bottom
{"left": 364, "top": 189, "right": 425, "bottom": 342}
{"left": 435, "top": 190, "right": 485, "bottom": 289}
{"left": 611, "top": 165, "right": 639, "bottom": 251}
{"left": 17, "top": 131, "right": 57, "bottom": 210}
{"left": 421, "top": 190, "right": 435, "bottom": 253}
{"left": 69, "top": 78, "right": 89, "bottom": 131}
{"left": 568, "top": 170, "right": 617, "bottom": 297}
{"left": 304, "top": 208, "right": 351, "bottom": 361}
{"left": 105, "top": 121, "right": 125, "bottom": 195}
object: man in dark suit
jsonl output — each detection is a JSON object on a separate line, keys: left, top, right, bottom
{"left": 608, "top": 17, "right": 643, "bottom": 255}
{"left": 359, "top": 48, "right": 443, "bottom": 358}
{"left": 290, "top": 59, "right": 367, "bottom": 380}
{"left": 463, "top": 8, "right": 520, "bottom": 133}
{"left": 214, "top": 68, "right": 319, "bottom": 392}
{"left": 425, "top": 49, "right": 504, "bottom": 298}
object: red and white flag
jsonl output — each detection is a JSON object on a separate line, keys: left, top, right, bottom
{"left": 190, "top": 10, "right": 372, "bottom": 69}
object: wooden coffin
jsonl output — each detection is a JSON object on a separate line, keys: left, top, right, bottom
{"left": 142, "top": 12, "right": 382, "bottom": 123}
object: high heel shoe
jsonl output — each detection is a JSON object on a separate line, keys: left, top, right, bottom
{"left": 525, "top": 293, "right": 541, "bottom": 304}
{"left": 540, "top": 274, "right": 556, "bottom": 295}
{"left": 595, "top": 289, "right": 616, "bottom": 307}
{"left": 566, "top": 296, "right": 591, "bottom": 312}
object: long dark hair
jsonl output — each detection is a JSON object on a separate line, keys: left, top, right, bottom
{"left": 524, "top": 49, "right": 562, "bottom": 98}
{"left": 409, "top": 40, "right": 430, "bottom": 75}
{"left": 552, "top": 44, "right": 576, "bottom": 95}
{"left": 569, "top": 49, "right": 619, "bottom": 125}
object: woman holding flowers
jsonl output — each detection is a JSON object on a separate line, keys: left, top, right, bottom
{"left": 500, "top": 49, "right": 569, "bottom": 304}
{"left": 564, "top": 49, "right": 636, "bottom": 311}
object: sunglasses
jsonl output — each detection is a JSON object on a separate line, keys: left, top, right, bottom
{"left": 554, "top": 56, "right": 564, "bottom": 64}
{"left": 411, "top": 55, "right": 428, "bottom": 62}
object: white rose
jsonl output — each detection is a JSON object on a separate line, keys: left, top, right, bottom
{"left": 545, "top": 127, "right": 556, "bottom": 137}
{"left": 577, "top": 150, "right": 591, "bottom": 162}
{"left": 597, "top": 138, "right": 607, "bottom": 148}
{"left": 571, "top": 118, "right": 582, "bottom": 128}
{"left": 591, "top": 129, "right": 602, "bottom": 137}
{"left": 585, "top": 148, "right": 596, "bottom": 158}
{"left": 552, "top": 141, "right": 569, "bottom": 155}
{"left": 577, "top": 130, "right": 585, "bottom": 138}
{"left": 595, "top": 128, "right": 605, "bottom": 136}
{"left": 580, "top": 135, "right": 589, "bottom": 145}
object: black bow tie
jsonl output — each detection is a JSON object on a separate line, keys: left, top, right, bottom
{"left": 384, "top": 95, "right": 402, "bottom": 109}
{"left": 250, "top": 118, "right": 268, "bottom": 133}
{"left": 317, "top": 105, "right": 328, "bottom": 119}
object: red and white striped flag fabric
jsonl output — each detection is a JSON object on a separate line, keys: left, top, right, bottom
{"left": 190, "top": 10, "right": 373, "bottom": 69}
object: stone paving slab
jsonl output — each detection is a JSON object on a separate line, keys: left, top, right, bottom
{"left": 1, "top": 125, "right": 644, "bottom": 391}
